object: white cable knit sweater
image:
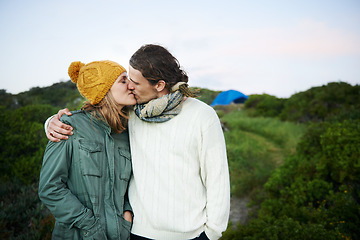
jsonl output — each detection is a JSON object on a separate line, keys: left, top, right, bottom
{"left": 128, "top": 98, "right": 230, "bottom": 240}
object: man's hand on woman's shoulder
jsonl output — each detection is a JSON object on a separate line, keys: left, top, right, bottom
{"left": 46, "top": 108, "right": 74, "bottom": 142}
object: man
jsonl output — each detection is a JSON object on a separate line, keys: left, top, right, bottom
{"left": 46, "top": 44, "right": 230, "bottom": 240}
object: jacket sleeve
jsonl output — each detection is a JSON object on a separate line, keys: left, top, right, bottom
{"left": 38, "top": 135, "right": 102, "bottom": 234}
{"left": 199, "top": 112, "right": 230, "bottom": 240}
{"left": 123, "top": 188, "right": 133, "bottom": 213}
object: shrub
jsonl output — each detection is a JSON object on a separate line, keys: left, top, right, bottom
{"left": 253, "top": 119, "right": 359, "bottom": 239}
{"left": 244, "top": 94, "right": 286, "bottom": 118}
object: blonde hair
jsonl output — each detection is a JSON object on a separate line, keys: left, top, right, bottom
{"left": 82, "top": 91, "right": 129, "bottom": 133}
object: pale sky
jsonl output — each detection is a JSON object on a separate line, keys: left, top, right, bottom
{"left": 1, "top": 0, "right": 359, "bottom": 98}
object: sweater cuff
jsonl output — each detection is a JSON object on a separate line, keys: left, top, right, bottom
{"left": 204, "top": 226, "right": 221, "bottom": 240}
{"left": 44, "top": 115, "right": 55, "bottom": 133}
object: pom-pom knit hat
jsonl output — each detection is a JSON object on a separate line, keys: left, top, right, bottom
{"left": 68, "top": 60, "right": 126, "bottom": 105}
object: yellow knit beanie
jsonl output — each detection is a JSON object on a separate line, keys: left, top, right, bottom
{"left": 68, "top": 60, "right": 126, "bottom": 105}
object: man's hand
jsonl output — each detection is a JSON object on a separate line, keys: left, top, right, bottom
{"left": 46, "top": 108, "right": 73, "bottom": 142}
{"left": 123, "top": 211, "right": 133, "bottom": 223}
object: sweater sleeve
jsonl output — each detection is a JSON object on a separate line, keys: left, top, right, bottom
{"left": 38, "top": 131, "right": 102, "bottom": 234}
{"left": 199, "top": 113, "right": 230, "bottom": 240}
{"left": 44, "top": 115, "right": 55, "bottom": 133}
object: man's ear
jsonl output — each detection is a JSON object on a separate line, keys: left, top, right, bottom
{"left": 155, "top": 80, "right": 166, "bottom": 92}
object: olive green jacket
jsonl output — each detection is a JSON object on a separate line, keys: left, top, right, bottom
{"left": 39, "top": 110, "right": 132, "bottom": 240}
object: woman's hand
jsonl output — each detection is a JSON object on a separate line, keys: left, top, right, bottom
{"left": 46, "top": 108, "right": 73, "bottom": 142}
{"left": 123, "top": 211, "right": 133, "bottom": 223}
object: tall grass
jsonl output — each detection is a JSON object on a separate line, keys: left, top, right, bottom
{"left": 220, "top": 110, "right": 306, "bottom": 198}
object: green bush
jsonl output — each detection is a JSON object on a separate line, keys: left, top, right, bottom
{"left": 243, "top": 82, "right": 359, "bottom": 124}
{"left": 223, "top": 119, "right": 360, "bottom": 239}
{"left": 279, "top": 82, "right": 360, "bottom": 122}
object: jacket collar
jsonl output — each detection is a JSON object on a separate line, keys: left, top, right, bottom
{"left": 85, "top": 111, "right": 112, "bottom": 134}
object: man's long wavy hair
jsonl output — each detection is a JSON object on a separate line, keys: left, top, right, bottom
{"left": 82, "top": 91, "right": 129, "bottom": 133}
{"left": 129, "top": 44, "right": 197, "bottom": 97}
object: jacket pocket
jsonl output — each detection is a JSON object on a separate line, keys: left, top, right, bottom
{"left": 79, "top": 140, "right": 103, "bottom": 177}
{"left": 119, "top": 215, "right": 132, "bottom": 240}
{"left": 118, "top": 148, "right": 132, "bottom": 181}
{"left": 81, "top": 218, "right": 108, "bottom": 240}
{"left": 52, "top": 222, "right": 80, "bottom": 239}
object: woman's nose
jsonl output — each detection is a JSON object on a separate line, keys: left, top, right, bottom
{"left": 128, "top": 81, "right": 135, "bottom": 90}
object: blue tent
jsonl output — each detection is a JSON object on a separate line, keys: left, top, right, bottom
{"left": 211, "top": 90, "right": 248, "bottom": 106}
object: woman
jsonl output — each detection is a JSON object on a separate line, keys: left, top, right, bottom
{"left": 38, "top": 60, "right": 136, "bottom": 239}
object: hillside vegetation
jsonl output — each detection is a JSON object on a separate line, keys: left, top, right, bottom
{"left": 0, "top": 80, "right": 359, "bottom": 239}
{"left": 221, "top": 82, "right": 360, "bottom": 240}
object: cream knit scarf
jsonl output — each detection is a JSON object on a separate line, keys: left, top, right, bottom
{"left": 134, "top": 82, "right": 186, "bottom": 123}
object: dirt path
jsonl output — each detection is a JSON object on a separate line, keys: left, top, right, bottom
{"left": 229, "top": 196, "right": 251, "bottom": 227}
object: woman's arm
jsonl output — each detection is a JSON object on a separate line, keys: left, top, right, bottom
{"left": 123, "top": 188, "right": 133, "bottom": 223}
{"left": 38, "top": 136, "right": 103, "bottom": 236}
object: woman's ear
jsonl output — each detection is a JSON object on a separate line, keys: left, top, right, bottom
{"left": 155, "top": 80, "right": 166, "bottom": 92}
